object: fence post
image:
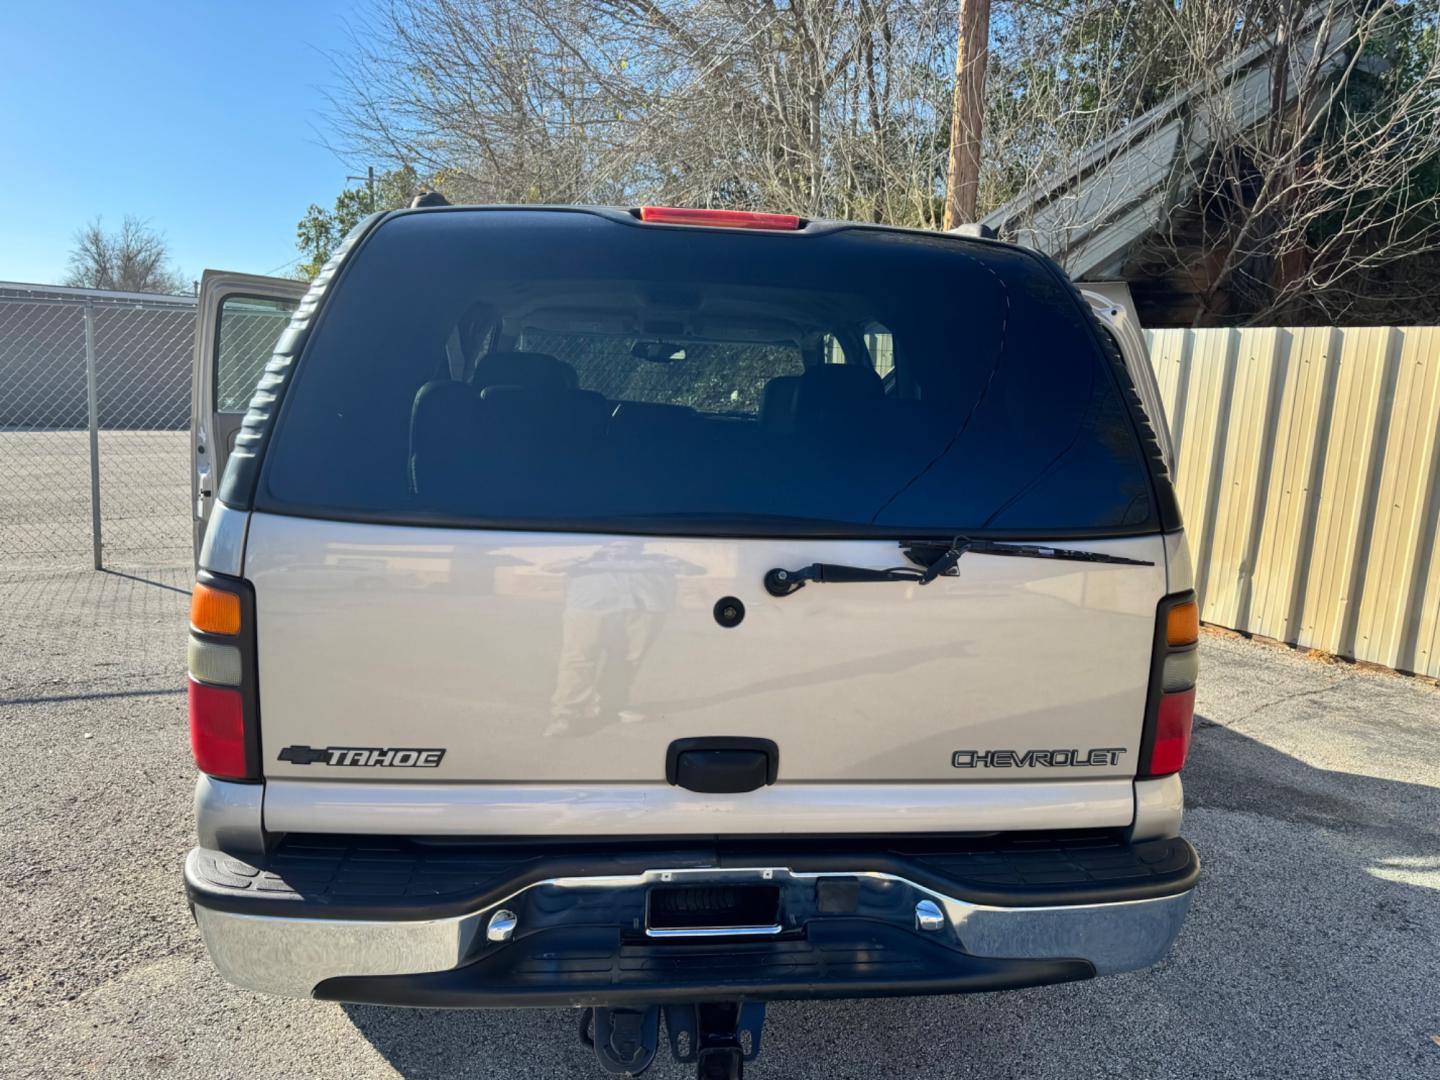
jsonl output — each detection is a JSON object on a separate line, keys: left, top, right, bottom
{"left": 83, "top": 300, "right": 103, "bottom": 570}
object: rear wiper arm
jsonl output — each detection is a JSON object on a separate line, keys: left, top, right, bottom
{"left": 763, "top": 541, "right": 965, "bottom": 597}
{"left": 764, "top": 537, "right": 1153, "bottom": 598}
{"left": 763, "top": 561, "right": 929, "bottom": 597}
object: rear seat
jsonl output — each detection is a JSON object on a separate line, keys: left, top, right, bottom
{"left": 410, "top": 354, "right": 947, "bottom": 507}
{"left": 409, "top": 379, "right": 484, "bottom": 496}
{"left": 607, "top": 401, "right": 700, "bottom": 446}
{"left": 469, "top": 353, "right": 610, "bottom": 472}
{"left": 759, "top": 375, "right": 803, "bottom": 434}
{"left": 475, "top": 384, "right": 610, "bottom": 458}
{"left": 411, "top": 350, "right": 622, "bottom": 502}
{"left": 790, "top": 364, "right": 884, "bottom": 436}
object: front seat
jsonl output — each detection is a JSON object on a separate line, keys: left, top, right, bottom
{"left": 471, "top": 350, "right": 579, "bottom": 393}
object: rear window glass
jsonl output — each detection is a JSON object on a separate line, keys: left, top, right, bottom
{"left": 516, "top": 332, "right": 806, "bottom": 416}
{"left": 258, "top": 210, "right": 1157, "bottom": 536}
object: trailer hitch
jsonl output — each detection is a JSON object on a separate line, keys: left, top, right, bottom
{"left": 581, "top": 1006, "right": 660, "bottom": 1075}
{"left": 581, "top": 1002, "right": 766, "bottom": 1078}
{"left": 667, "top": 1002, "right": 766, "bottom": 1079}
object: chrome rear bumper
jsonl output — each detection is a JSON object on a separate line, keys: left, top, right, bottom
{"left": 189, "top": 858, "right": 1193, "bottom": 1001}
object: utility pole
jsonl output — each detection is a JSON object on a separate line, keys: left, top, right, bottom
{"left": 347, "top": 166, "right": 377, "bottom": 212}
{"left": 942, "top": 0, "right": 991, "bottom": 230}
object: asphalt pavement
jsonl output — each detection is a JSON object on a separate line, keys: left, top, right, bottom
{"left": 3, "top": 565, "right": 1437, "bottom": 1079}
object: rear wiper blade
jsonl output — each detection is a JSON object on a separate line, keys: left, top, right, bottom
{"left": 902, "top": 538, "right": 1156, "bottom": 570}
{"left": 764, "top": 537, "right": 1153, "bottom": 597}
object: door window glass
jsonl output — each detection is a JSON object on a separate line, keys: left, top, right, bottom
{"left": 215, "top": 295, "right": 296, "bottom": 412}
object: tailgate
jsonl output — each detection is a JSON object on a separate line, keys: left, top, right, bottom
{"left": 248, "top": 514, "right": 1165, "bottom": 784}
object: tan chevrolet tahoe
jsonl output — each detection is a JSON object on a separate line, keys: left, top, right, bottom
{"left": 183, "top": 203, "right": 1199, "bottom": 1078}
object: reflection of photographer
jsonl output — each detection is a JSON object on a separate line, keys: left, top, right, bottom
{"left": 545, "top": 540, "right": 703, "bottom": 736}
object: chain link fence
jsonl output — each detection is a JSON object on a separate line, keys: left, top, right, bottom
{"left": 1, "top": 284, "right": 197, "bottom": 576}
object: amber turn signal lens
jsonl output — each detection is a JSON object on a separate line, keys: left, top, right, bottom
{"left": 191, "top": 583, "right": 241, "bottom": 635}
{"left": 1166, "top": 600, "right": 1199, "bottom": 646}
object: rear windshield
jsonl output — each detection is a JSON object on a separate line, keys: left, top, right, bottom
{"left": 258, "top": 210, "right": 1158, "bottom": 537}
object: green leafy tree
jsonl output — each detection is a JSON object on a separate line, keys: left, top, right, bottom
{"left": 294, "top": 167, "right": 420, "bottom": 279}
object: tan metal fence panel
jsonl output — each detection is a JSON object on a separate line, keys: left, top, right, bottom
{"left": 1147, "top": 325, "right": 1440, "bottom": 678}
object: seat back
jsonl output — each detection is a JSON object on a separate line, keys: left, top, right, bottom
{"left": 409, "top": 380, "right": 484, "bottom": 495}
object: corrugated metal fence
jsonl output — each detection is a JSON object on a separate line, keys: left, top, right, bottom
{"left": 1146, "top": 326, "right": 1440, "bottom": 679}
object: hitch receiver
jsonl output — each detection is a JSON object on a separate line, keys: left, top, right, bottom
{"left": 580, "top": 1002, "right": 766, "bottom": 1078}
{"left": 666, "top": 1002, "right": 766, "bottom": 1079}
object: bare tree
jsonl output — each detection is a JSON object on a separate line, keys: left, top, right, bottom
{"left": 325, "top": 0, "right": 956, "bottom": 226}
{"left": 323, "top": 0, "right": 1440, "bottom": 324}
{"left": 64, "top": 216, "right": 188, "bottom": 295}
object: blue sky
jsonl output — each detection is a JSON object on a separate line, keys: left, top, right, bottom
{"left": 0, "top": 1, "right": 369, "bottom": 288}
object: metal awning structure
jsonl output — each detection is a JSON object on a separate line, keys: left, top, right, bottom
{"left": 978, "top": 7, "right": 1356, "bottom": 280}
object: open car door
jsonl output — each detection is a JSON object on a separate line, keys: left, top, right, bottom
{"left": 191, "top": 270, "right": 307, "bottom": 563}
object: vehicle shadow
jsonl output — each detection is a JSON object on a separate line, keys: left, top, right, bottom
{"left": 341, "top": 711, "right": 1440, "bottom": 1079}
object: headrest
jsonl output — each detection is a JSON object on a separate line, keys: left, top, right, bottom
{"left": 410, "top": 381, "right": 483, "bottom": 494}
{"left": 412, "top": 379, "right": 481, "bottom": 427}
{"left": 472, "top": 350, "right": 578, "bottom": 393}
{"left": 760, "top": 375, "right": 803, "bottom": 428}
{"left": 798, "top": 363, "right": 884, "bottom": 401}
{"left": 411, "top": 377, "right": 483, "bottom": 434}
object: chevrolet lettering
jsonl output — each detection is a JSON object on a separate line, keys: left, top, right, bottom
{"left": 952, "top": 748, "right": 1129, "bottom": 769}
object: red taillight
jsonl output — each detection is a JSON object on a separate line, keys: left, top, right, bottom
{"left": 188, "top": 678, "right": 248, "bottom": 780}
{"left": 187, "top": 573, "right": 257, "bottom": 781}
{"left": 638, "top": 206, "right": 802, "bottom": 231}
{"left": 1140, "top": 592, "right": 1199, "bottom": 778}
{"left": 1148, "top": 687, "right": 1195, "bottom": 776}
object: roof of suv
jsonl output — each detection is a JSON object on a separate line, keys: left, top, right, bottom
{"left": 378, "top": 203, "right": 1023, "bottom": 255}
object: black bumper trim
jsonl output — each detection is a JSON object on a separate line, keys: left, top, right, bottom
{"left": 312, "top": 921, "right": 1095, "bottom": 1008}
{"left": 187, "top": 833, "right": 1199, "bottom": 922}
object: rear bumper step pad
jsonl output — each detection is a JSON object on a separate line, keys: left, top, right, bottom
{"left": 312, "top": 922, "right": 1094, "bottom": 1008}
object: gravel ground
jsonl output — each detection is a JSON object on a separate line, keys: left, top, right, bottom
{"left": 2, "top": 566, "right": 1438, "bottom": 1079}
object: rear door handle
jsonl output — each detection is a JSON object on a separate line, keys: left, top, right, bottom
{"left": 666, "top": 738, "right": 779, "bottom": 794}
